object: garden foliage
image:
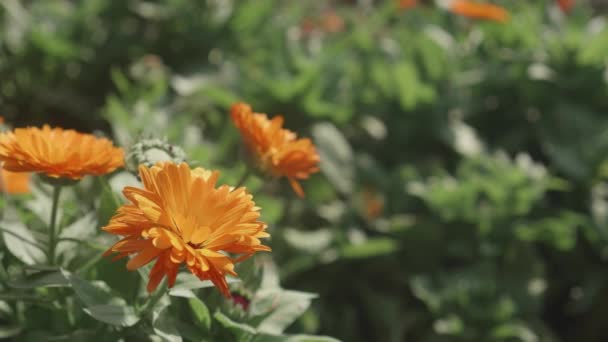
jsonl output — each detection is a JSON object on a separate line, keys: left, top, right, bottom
{"left": 2, "top": 0, "right": 608, "bottom": 341}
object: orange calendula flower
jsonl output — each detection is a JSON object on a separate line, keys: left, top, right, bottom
{"left": 231, "top": 103, "right": 320, "bottom": 197}
{"left": 557, "top": 0, "right": 574, "bottom": 13}
{"left": 102, "top": 162, "right": 270, "bottom": 297}
{"left": 0, "top": 168, "right": 31, "bottom": 194}
{"left": 398, "top": 0, "right": 418, "bottom": 10}
{"left": 0, "top": 125, "right": 124, "bottom": 179}
{"left": 450, "top": 1, "right": 509, "bottom": 22}
{"left": 362, "top": 187, "right": 385, "bottom": 220}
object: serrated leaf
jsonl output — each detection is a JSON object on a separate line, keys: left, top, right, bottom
{"left": 1, "top": 221, "right": 46, "bottom": 265}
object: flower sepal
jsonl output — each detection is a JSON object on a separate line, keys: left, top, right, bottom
{"left": 39, "top": 174, "right": 80, "bottom": 187}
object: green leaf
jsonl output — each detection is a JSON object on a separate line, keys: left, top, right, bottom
{"left": 215, "top": 312, "right": 340, "bottom": 342}
{"left": 56, "top": 213, "right": 97, "bottom": 261}
{"left": 153, "top": 306, "right": 183, "bottom": 342}
{"left": 255, "top": 195, "right": 285, "bottom": 224}
{"left": 1, "top": 221, "right": 46, "bottom": 265}
{"left": 25, "top": 186, "right": 63, "bottom": 226}
{"left": 491, "top": 322, "right": 538, "bottom": 342}
{"left": 254, "top": 334, "right": 341, "bottom": 342}
{"left": 0, "top": 324, "right": 22, "bottom": 339}
{"left": 214, "top": 311, "right": 257, "bottom": 338}
{"left": 252, "top": 289, "right": 317, "bottom": 335}
{"left": 515, "top": 212, "right": 584, "bottom": 250}
{"left": 63, "top": 271, "right": 125, "bottom": 307}
{"left": 312, "top": 123, "right": 354, "bottom": 195}
{"left": 174, "top": 321, "right": 208, "bottom": 342}
{"left": 283, "top": 228, "right": 333, "bottom": 254}
{"left": 394, "top": 61, "right": 419, "bottom": 110}
{"left": 340, "top": 238, "right": 398, "bottom": 259}
{"left": 189, "top": 297, "right": 211, "bottom": 332}
{"left": 8, "top": 269, "right": 69, "bottom": 289}
{"left": 169, "top": 272, "right": 240, "bottom": 297}
{"left": 83, "top": 305, "right": 139, "bottom": 327}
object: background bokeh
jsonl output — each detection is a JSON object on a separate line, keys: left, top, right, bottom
{"left": 3, "top": 0, "right": 608, "bottom": 341}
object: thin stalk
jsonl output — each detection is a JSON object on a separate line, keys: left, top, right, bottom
{"left": 76, "top": 250, "right": 105, "bottom": 274}
{"left": 235, "top": 169, "right": 251, "bottom": 188}
{"left": 0, "top": 171, "right": 6, "bottom": 221}
{"left": 138, "top": 280, "right": 167, "bottom": 316}
{"left": 48, "top": 185, "right": 62, "bottom": 265}
{"left": 56, "top": 237, "right": 106, "bottom": 250}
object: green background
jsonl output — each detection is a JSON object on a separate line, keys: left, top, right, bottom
{"left": 2, "top": 1, "right": 608, "bottom": 341}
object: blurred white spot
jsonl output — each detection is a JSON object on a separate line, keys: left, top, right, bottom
{"left": 528, "top": 63, "right": 554, "bottom": 81}
{"left": 347, "top": 228, "right": 367, "bottom": 245}
{"left": 361, "top": 115, "right": 387, "bottom": 140}
{"left": 451, "top": 119, "right": 484, "bottom": 157}
{"left": 528, "top": 278, "right": 547, "bottom": 296}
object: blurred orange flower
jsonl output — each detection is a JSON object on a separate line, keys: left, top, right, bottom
{"left": 398, "top": 0, "right": 418, "bottom": 10}
{"left": 557, "top": 0, "right": 574, "bottom": 13}
{"left": 0, "top": 168, "right": 30, "bottom": 194}
{"left": 0, "top": 125, "right": 124, "bottom": 179}
{"left": 320, "top": 10, "right": 345, "bottom": 33}
{"left": 362, "top": 187, "right": 384, "bottom": 219}
{"left": 102, "top": 162, "right": 270, "bottom": 297}
{"left": 231, "top": 103, "right": 320, "bottom": 197}
{"left": 450, "top": 1, "right": 509, "bottom": 22}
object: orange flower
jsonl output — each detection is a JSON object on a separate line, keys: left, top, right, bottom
{"left": 0, "top": 168, "right": 31, "bottom": 194}
{"left": 320, "top": 11, "right": 345, "bottom": 33}
{"left": 102, "top": 162, "right": 270, "bottom": 297}
{"left": 450, "top": 1, "right": 509, "bottom": 22}
{"left": 362, "top": 187, "right": 384, "bottom": 220}
{"left": 398, "top": 0, "right": 418, "bottom": 10}
{"left": 0, "top": 125, "right": 124, "bottom": 179}
{"left": 557, "top": 0, "right": 574, "bottom": 13}
{"left": 231, "top": 103, "right": 320, "bottom": 197}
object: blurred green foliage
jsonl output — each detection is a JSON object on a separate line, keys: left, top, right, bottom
{"left": 3, "top": 0, "right": 608, "bottom": 341}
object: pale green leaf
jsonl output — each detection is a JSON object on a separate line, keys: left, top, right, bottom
{"left": 1, "top": 221, "right": 46, "bottom": 265}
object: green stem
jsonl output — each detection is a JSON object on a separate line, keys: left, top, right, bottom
{"left": 235, "top": 169, "right": 251, "bottom": 188}
{"left": 0, "top": 171, "right": 6, "bottom": 221}
{"left": 56, "top": 237, "right": 105, "bottom": 250}
{"left": 48, "top": 185, "right": 62, "bottom": 265}
{"left": 138, "top": 280, "right": 167, "bottom": 316}
{"left": 76, "top": 250, "right": 105, "bottom": 274}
